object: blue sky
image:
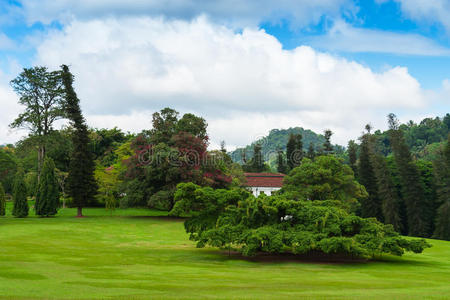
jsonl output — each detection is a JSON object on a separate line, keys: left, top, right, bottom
{"left": 0, "top": 0, "right": 449, "bottom": 147}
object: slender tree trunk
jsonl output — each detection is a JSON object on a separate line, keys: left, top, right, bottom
{"left": 77, "top": 206, "right": 83, "bottom": 218}
{"left": 37, "top": 144, "right": 46, "bottom": 182}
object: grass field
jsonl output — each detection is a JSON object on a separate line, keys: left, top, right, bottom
{"left": 0, "top": 202, "right": 449, "bottom": 299}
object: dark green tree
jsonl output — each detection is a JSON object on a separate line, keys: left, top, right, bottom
{"left": 0, "top": 147, "right": 17, "bottom": 193}
{"left": 35, "top": 157, "right": 59, "bottom": 217}
{"left": 0, "top": 182, "right": 5, "bottom": 216}
{"left": 251, "top": 143, "right": 264, "bottom": 172}
{"left": 281, "top": 155, "right": 367, "bottom": 212}
{"left": 306, "top": 142, "right": 315, "bottom": 159}
{"left": 372, "top": 154, "right": 402, "bottom": 232}
{"left": 387, "top": 113, "right": 430, "bottom": 237}
{"left": 286, "top": 133, "right": 297, "bottom": 170}
{"left": 287, "top": 133, "right": 303, "bottom": 170}
{"left": 9, "top": 67, "right": 65, "bottom": 179}
{"left": 433, "top": 134, "right": 450, "bottom": 240}
{"left": 12, "top": 168, "right": 28, "bottom": 218}
{"left": 323, "top": 129, "right": 334, "bottom": 155}
{"left": 347, "top": 140, "right": 358, "bottom": 177}
{"left": 358, "top": 130, "right": 383, "bottom": 221}
{"left": 61, "top": 65, "right": 97, "bottom": 217}
{"left": 171, "top": 183, "right": 430, "bottom": 258}
{"left": 277, "top": 149, "right": 287, "bottom": 174}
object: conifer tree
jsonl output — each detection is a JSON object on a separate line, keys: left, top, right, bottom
{"left": 306, "top": 142, "right": 315, "bottom": 159}
{"left": 35, "top": 157, "right": 59, "bottom": 217}
{"left": 347, "top": 140, "right": 358, "bottom": 177}
{"left": 277, "top": 150, "right": 287, "bottom": 174}
{"left": 286, "top": 133, "right": 296, "bottom": 170}
{"left": 433, "top": 134, "right": 450, "bottom": 240}
{"left": 387, "top": 113, "right": 430, "bottom": 237}
{"left": 323, "top": 129, "right": 334, "bottom": 155}
{"left": 12, "top": 168, "right": 28, "bottom": 218}
{"left": 372, "top": 154, "right": 402, "bottom": 232}
{"left": 358, "top": 130, "right": 383, "bottom": 221}
{"left": 251, "top": 143, "right": 264, "bottom": 172}
{"left": 61, "top": 65, "right": 97, "bottom": 217}
{"left": 0, "top": 182, "right": 5, "bottom": 216}
{"left": 287, "top": 133, "right": 303, "bottom": 170}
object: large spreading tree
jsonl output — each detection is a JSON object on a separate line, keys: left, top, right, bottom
{"left": 61, "top": 65, "right": 97, "bottom": 217}
{"left": 170, "top": 183, "right": 430, "bottom": 258}
{"left": 9, "top": 67, "right": 65, "bottom": 179}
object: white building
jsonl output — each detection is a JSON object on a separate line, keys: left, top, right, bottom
{"left": 244, "top": 173, "right": 285, "bottom": 196}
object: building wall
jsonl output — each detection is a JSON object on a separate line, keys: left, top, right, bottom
{"left": 250, "top": 187, "right": 281, "bottom": 197}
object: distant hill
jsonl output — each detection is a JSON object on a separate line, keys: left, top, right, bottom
{"left": 229, "top": 127, "right": 344, "bottom": 165}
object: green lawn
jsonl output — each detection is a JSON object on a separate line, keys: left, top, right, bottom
{"left": 0, "top": 202, "right": 449, "bottom": 299}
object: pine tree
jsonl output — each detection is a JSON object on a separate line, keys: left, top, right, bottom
{"left": 35, "top": 157, "right": 59, "bottom": 217}
{"left": 287, "top": 133, "right": 303, "bottom": 170}
{"left": 0, "top": 182, "right": 6, "bottom": 216}
{"left": 306, "top": 142, "right": 315, "bottom": 159}
{"left": 61, "top": 65, "right": 97, "bottom": 217}
{"left": 433, "top": 134, "right": 450, "bottom": 240}
{"left": 347, "top": 140, "right": 358, "bottom": 177}
{"left": 323, "top": 129, "right": 333, "bottom": 155}
{"left": 12, "top": 168, "right": 28, "bottom": 218}
{"left": 358, "top": 131, "right": 383, "bottom": 221}
{"left": 387, "top": 113, "right": 430, "bottom": 237}
{"left": 277, "top": 150, "right": 287, "bottom": 174}
{"left": 251, "top": 143, "right": 264, "bottom": 172}
{"left": 286, "top": 133, "right": 296, "bottom": 170}
{"left": 372, "top": 154, "right": 402, "bottom": 232}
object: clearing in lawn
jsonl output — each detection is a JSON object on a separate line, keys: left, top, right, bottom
{"left": 0, "top": 203, "right": 449, "bottom": 299}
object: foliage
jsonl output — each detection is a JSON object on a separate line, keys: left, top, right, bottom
{"left": 0, "top": 147, "right": 17, "bottom": 194}
{"left": 372, "top": 154, "right": 402, "bottom": 232}
{"left": 286, "top": 133, "right": 303, "bottom": 171}
{"left": 433, "top": 134, "right": 450, "bottom": 240}
{"left": 242, "top": 143, "right": 271, "bottom": 172}
{"left": 358, "top": 132, "right": 383, "bottom": 221}
{"left": 0, "top": 182, "right": 5, "bottom": 216}
{"left": 62, "top": 65, "right": 98, "bottom": 216}
{"left": 347, "top": 140, "right": 358, "bottom": 177}
{"left": 171, "top": 183, "right": 430, "bottom": 258}
{"left": 9, "top": 66, "right": 66, "bottom": 177}
{"left": 35, "top": 157, "right": 59, "bottom": 216}
{"left": 230, "top": 127, "right": 344, "bottom": 164}
{"left": 123, "top": 108, "right": 232, "bottom": 210}
{"left": 388, "top": 113, "right": 430, "bottom": 237}
{"left": 322, "top": 129, "right": 334, "bottom": 155}
{"left": 12, "top": 168, "right": 28, "bottom": 218}
{"left": 281, "top": 156, "right": 367, "bottom": 213}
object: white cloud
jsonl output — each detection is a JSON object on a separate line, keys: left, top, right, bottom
{"left": 306, "top": 20, "right": 450, "bottom": 56}
{"left": 382, "top": 0, "right": 450, "bottom": 32}
{"left": 0, "top": 33, "right": 16, "bottom": 50}
{"left": 23, "top": 16, "right": 432, "bottom": 148}
{"left": 17, "top": 0, "right": 352, "bottom": 28}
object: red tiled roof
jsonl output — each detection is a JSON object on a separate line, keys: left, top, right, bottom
{"left": 243, "top": 172, "right": 285, "bottom": 188}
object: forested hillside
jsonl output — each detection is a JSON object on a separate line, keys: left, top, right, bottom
{"left": 229, "top": 127, "right": 343, "bottom": 164}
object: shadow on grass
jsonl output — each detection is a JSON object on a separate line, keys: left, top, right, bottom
{"left": 198, "top": 249, "right": 437, "bottom": 266}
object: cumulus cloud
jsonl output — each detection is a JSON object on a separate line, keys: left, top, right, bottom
{"left": 22, "top": 16, "right": 432, "bottom": 147}
{"left": 17, "top": 0, "right": 353, "bottom": 28}
{"left": 306, "top": 20, "right": 450, "bottom": 56}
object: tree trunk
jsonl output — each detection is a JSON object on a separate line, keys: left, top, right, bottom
{"left": 37, "top": 145, "right": 46, "bottom": 182}
{"left": 77, "top": 206, "right": 83, "bottom": 218}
